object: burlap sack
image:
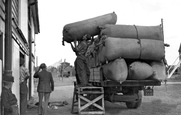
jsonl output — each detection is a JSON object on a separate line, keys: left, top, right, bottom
{"left": 101, "top": 24, "right": 163, "bottom": 41}
{"left": 62, "top": 12, "right": 117, "bottom": 43}
{"left": 103, "top": 37, "right": 165, "bottom": 61}
{"left": 140, "top": 39, "right": 165, "bottom": 60}
{"left": 104, "top": 37, "right": 141, "bottom": 61}
{"left": 102, "top": 58, "right": 128, "bottom": 83}
{"left": 150, "top": 61, "right": 166, "bottom": 81}
{"left": 128, "top": 61, "right": 154, "bottom": 80}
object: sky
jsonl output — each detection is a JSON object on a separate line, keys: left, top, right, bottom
{"left": 35, "top": 0, "right": 181, "bottom": 66}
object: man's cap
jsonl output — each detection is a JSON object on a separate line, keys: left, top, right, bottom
{"left": 3, "top": 74, "right": 14, "bottom": 82}
{"left": 86, "top": 34, "right": 91, "bottom": 40}
{"left": 83, "top": 34, "right": 91, "bottom": 40}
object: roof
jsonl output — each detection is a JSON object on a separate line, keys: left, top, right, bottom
{"left": 29, "top": 0, "right": 40, "bottom": 34}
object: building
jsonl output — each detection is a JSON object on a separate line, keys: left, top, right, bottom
{"left": 0, "top": 0, "right": 40, "bottom": 112}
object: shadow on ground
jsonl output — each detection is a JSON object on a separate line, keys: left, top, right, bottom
{"left": 105, "top": 99, "right": 180, "bottom": 115}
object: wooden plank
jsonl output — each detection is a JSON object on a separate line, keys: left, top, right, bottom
{"left": 80, "top": 111, "right": 104, "bottom": 115}
{"left": 0, "top": 18, "right": 5, "bottom": 33}
{"left": 78, "top": 86, "right": 103, "bottom": 91}
{"left": 0, "top": 0, "right": 5, "bottom": 21}
{"left": 0, "top": 0, "right": 5, "bottom": 12}
{"left": 0, "top": 7, "right": 5, "bottom": 21}
{"left": 77, "top": 86, "right": 105, "bottom": 115}
{"left": 0, "top": 0, "right": 2, "bottom": 8}
{"left": 78, "top": 87, "right": 104, "bottom": 94}
{"left": 79, "top": 95, "right": 104, "bottom": 111}
{"left": 71, "top": 86, "right": 78, "bottom": 114}
{"left": 79, "top": 91, "right": 104, "bottom": 94}
{"left": 12, "top": 0, "right": 19, "bottom": 24}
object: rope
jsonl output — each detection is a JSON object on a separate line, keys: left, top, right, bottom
{"left": 133, "top": 25, "right": 142, "bottom": 59}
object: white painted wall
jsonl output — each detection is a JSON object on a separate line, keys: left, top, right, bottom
{"left": 19, "top": 0, "right": 28, "bottom": 40}
{"left": 31, "top": 16, "right": 35, "bottom": 56}
{"left": 31, "top": 16, "right": 36, "bottom": 96}
{"left": 25, "top": 55, "right": 30, "bottom": 98}
{"left": 12, "top": 40, "right": 20, "bottom": 108}
{"left": 18, "top": 0, "right": 37, "bottom": 97}
{"left": 31, "top": 62, "right": 35, "bottom": 96}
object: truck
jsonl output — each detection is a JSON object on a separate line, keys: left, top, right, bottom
{"left": 89, "top": 66, "right": 162, "bottom": 109}
{"left": 86, "top": 22, "right": 166, "bottom": 108}
{"left": 62, "top": 12, "right": 166, "bottom": 110}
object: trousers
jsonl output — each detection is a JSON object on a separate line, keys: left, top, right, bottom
{"left": 20, "top": 82, "right": 28, "bottom": 115}
{"left": 38, "top": 92, "right": 50, "bottom": 115}
{"left": 74, "top": 56, "right": 90, "bottom": 85}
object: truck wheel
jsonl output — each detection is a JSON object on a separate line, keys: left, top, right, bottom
{"left": 126, "top": 99, "right": 142, "bottom": 109}
{"left": 126, "top": 91, "right": 142, "bottom": 109}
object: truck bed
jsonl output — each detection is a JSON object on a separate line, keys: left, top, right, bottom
{"left": 90, "top": 67, "right": 162, "bottom": 87}
{"left": 90, "top": 79, "right": 162, "bottom": 87}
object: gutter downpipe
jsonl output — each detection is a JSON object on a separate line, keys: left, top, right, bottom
{"left": 4, "top": 0, "right": 13, "bottom": 78}
{"left": 28, "top": 5, "right": 32, "bottom": 99}
{"left": 28, "top": 26, "right": 32, "bottom": 99}
{"left": 0, "top": 31, "right": 3, "bottom": 115}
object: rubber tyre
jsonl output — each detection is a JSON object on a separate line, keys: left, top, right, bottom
{"left": 126, "top": 99, "right": 142, "bottom": 109}
{"left": 126, "top": 91, "right": 142, "bottom": 109}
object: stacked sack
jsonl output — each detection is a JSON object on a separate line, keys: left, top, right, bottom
{"left": 62, "top": 12, "right": 121, "bottom": 82}
{"left": 62, "top": 12, "right": 166, "bottom": 83}
{"left": 62, "top": 12, "right": 117, "bottom": 43}
{"left": 96, "top": 24, "right": 166, "bottom": 83}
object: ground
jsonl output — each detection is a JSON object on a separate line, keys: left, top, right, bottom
{"left": 27, "top": 75, "right": 181, "bottom": 115}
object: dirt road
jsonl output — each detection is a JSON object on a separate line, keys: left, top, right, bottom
{"left": 27, "top": 77, "right": 181, "bottom": 115}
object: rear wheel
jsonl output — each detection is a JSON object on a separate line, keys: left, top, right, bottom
{"left": 126, "top": 99, "right": 142, "bottom": 109}
{"left": 126, "top": 90, "right": 142, "bottom": 109}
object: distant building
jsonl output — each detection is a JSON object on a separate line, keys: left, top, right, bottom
{"left": 63, "top": 65, "right": 74, "bottom": 77}
{"left": 51, "top": 59, "right": 63, "bottom": 68}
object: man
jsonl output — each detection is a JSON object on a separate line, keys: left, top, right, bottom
{"left": 20, "top": 57, "right": 30, "bottom": 115}
{"left": 179, "top": 43, "right": 181, "bottom": 59}
{"left": 70, "top": 34, "right": 91, "bottom": 86}
{"left": 34, "top": 63, "right": 54, "bottom": 115}
{"left": 1, "top": 75, "right": 19, "bottom": 115}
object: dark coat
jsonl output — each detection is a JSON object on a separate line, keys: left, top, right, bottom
{"left": 1, "top": 87, "right": 18, "bottom": 115}
{"left": 34, "top": 70, "right": 54, "bottom": 93}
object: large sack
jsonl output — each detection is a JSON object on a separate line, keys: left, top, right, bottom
{"left": 128, "top": 61, "right": 154, "bottom": 80}
{"left": 150, "top": 61, "right": 166, "bottom": 81}
{"left": 62, "top": 12, "right": 117, "bottom": 43}
{"left": 104, "top": 37, "right": 141, "bottom": 61}
{"left": 104, "top": 37, "right": 165, "bottom": 61}
{"left": 101, "top": 24, "right": 163, "bottom": 41}
{"left": 102, "top": 58, "right": 128, "bottom": 83}
{"left": 140, "top": 39, "right": 165, "bottom": 60}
